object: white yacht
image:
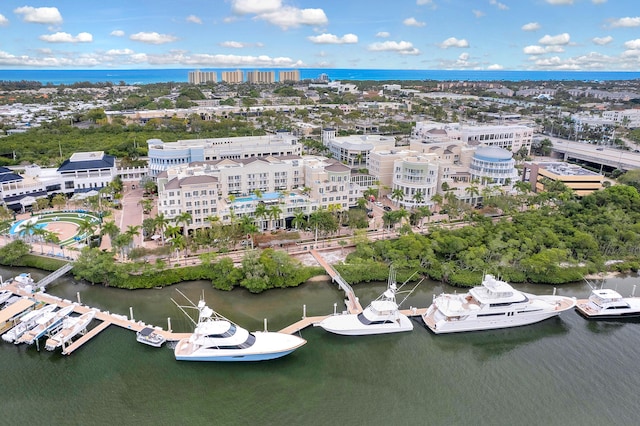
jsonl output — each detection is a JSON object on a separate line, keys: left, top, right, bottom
{"left": 173, "top": 292, "right": 306, "bottom": 362}
{"left": 136, "top": 327, "right": 166, "bottom": 347}
{"left": 2, "top": 304, "right": 58, "bottom": 343}
{"left": 422, "top": 274, "right": 576, "bottom": 334}
{"left": 575, "top": 288, "right": 640, "bottom": 320}
{"left": 315, "top": 270, "right": 421, "bottom": 336}
{"left": 16, "top": 305, "right": 75, "bottom": 345}
{"left": 45, "top": 310, "right": 96, "bottom": 351}
{"left": 0, "top": 290, "right": 12, "bottom": 305}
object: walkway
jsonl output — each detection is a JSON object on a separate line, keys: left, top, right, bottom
{"left": 310, "top": 249, "right": 363, "bottom": 314}
{"left": 35, "top": 263, "right": 74, "bottom": 290}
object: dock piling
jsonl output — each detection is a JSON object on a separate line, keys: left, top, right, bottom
{"left": 129, "top": 307, "right": 134, "bottom": 321}
{"left": 76, "top": 292, "right": 81, "bottom": 304}
{"left": 302, "top": 304, "right": 306, "bottom": 319}
{"left": 263, "top": 318, "right": 268, "bottom": 332}
{"left": 167, "top": 317, "right": 172, "bottom": 332}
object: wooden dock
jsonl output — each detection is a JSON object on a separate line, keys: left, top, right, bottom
{"left": 310, "top": 249, "right": 363, "bottom": 314}
{"left": 278, "top": 315, "right": 328, "bottom": 334}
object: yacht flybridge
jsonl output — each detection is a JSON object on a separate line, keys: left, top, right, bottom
{"left": 172, "top": 290, "right": 306, "bottom": 362}
{"left": 422, "top": 274, "right": 575, "bottom": 334}
{"left": 575, "top": 288, "right": 640, "bottom": 320}
{"left": 315, "top": 269, "right": 422, "bottom": 336}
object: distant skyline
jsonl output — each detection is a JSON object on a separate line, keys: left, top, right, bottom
{"left": 0, "top": 0, "right": 638, "bottom": 72}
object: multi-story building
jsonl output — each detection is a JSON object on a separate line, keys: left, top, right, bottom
{"left": 390, "top": 154, "right": 440, "bottom": 208}
{"left": 601, "top": 109, "right": 640, "bottom": 128}
{"left": 321, "top": 129, "right": 395, "bottom": 167}
{"left": 303, "top": 156, "right": 359, "bottom": 211}
{"left": 247, "top": 70, "right": 275, "bottom": 84}
{"left": 522, "top": 161, "right": 603, "bottom": 196}
{"left": 188, "top": 70, "right": 217, "bottom": 84}
{"left": 221, "top": 70, "right": 244, "bottom": 84}
{"left": 278, "top": 70, "right": 300, "bottom": 82}
{"left": 469, "top": 147, "right": 519, "bottom": 186}
{"left": 147, "top": 133, "right": 302, "bottom": 177}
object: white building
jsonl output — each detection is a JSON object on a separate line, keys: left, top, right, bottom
{"left": 147, "top": 133, "right": 301, "bottom": 177}
{"left": 321, "top": 129, "right": 396, "bottom": 167}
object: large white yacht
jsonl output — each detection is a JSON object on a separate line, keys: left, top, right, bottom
{"left": 315, "top": 270, "right": 421, "bottom": 336}
{"left": 575, "top": 288, "right": 640, "bottom": 320}
{"left": 422, "top": 274, "right": 576, "bottom": 334}
{"left": 45, "top": 310, "right": 96, "bottom": 351}
{"left": 2, "top": 304, "right": 58, "bottom": 343}
{"left": 173, "top": 293, "right": 306, "bottom": 362}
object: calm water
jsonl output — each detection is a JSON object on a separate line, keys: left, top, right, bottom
{"left": 2, "top": 266, "right": 640, "bottom": 426}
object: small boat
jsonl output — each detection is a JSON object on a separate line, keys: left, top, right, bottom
{"left": 136, "top": 327, "right": 166, "bottom": 347}
{"left": 12, "top": 273, "right": 35, "bottom": 287}
{"left": 315, "top": 269, "right": 422, "bottom": 336}
{"left": 422, "top": 274, "right": 576, "bottom": 334}
{"left": 2, "top": 304, "right": 58, "bottom": 343}
{"left": 16, "top": 305, "right": 75, "bottom": 345}
{"left": 0, "top": 290, "right": 12, "bottom": 305}
{"left": 575, "top": 288, "right": 640, "bottom": 320}
{"left": 172, "top": 290, "right": 306, "bottom": 362}
{"left": 45, "top": 310, "right": 96, "bottom": 351}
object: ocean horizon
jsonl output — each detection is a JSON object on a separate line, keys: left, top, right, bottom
{"left": 0, "top": 68, "right": 638, "bottom": 85}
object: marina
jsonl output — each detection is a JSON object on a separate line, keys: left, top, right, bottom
{"left": 2, "top": 266, "right": 640, "bottom": 424}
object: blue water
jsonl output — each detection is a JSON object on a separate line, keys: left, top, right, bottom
{"left": 9, "top": 220, "right": 46, "bottom": 236}
{"left": 0, "top": 68, "right": 638, "bottom": 85}
{"left": 234, "top": 192, "right": 282, "bottom": 203}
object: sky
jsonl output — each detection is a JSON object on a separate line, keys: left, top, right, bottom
{"left": 0, "top": 0, "right": 639, "bottom": 71}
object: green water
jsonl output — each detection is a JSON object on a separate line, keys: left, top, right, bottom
{"left": 2, "top": 267, "right": 640, "bottom": 425}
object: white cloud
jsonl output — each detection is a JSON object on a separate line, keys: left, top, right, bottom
{"left": 376, "top": 31, "right": 390, "bottom": 38}
{"left": 220, "top": 41, "right": 247, "bottom": 48}
{"left": 592, "top": 0, "right": 606, "bottom": 3}
{"left": 522, "top": 22, "right": 540, "bottom": 31}
{"left": 545, "top": 0, "right": 574, "bottom": 4}
{"left": 186, "top": 15, "right": 202, "bottom": 24}
{"left": 610, "top": 17, "right": 640, "bottom": 28}
{"left": 129, "top": 32, "right": 178, "bottom": 44}
{"left": 489, "top": 0, "right": 509, "bottom": 10}
{"left": 257, "top": 6, "right": 328, "bottom": 29}
{"left": 403, "top": 17, "right": 426, "bottom": 27}
{"left": 592, "top": 36, "right": 613, "bottom": 45}
{"left": 308, "top": 33, "right": 358, "bottom": 44}
{"left": 416, "top": 0, "right": 434, "bottom": 5}
{"left": 232, "top": 0, "right": 282, "bottom": 15}
{"left": 368, "top": 41, "right": 420, "bottom": 55}
{"left": 13, "top": 6, "right": 62, "bottom": 24}
{"left": 624, "top": 39, "right": 640, "bottom": 49}
{"left": 472, "top": 10, "right": 485, "bottom": 18}
{"left": 223, "top": 16, "right": 238, "bottom": 23}
{"left": 106, "top": 48, "right": 135, "bottom": 55}
{"left": 110, "top": 30, "right": 125, "bottom": 37}
{"left": 39, "top": 32, "right": 93, "bottom": 43}
{"left": 487, "top": 63, "right": 504, "bottom": 70}
{"left": 440, "top": 37, "right": 469, "bottom": 48}
{"left": 539, "top": 33, "right": 570, "bottom": 45}
{"left": 0, "top": 14, "right": 8, "bottom": 26}
{"left": 523, "top": 45, "right": 546, "bottom": 55}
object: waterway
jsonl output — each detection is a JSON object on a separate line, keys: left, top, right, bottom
{"left": 2, "top": 266, "right": 640, "bottom": 425}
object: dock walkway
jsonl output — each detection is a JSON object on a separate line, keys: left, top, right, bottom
{"left": 36, "top": 263, "right": 74, "bottom": 290}
{"left": 310, "top": 249, "right": 363, "bottom": 314}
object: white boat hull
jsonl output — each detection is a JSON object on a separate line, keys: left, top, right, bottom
{"left": 316, "top": 314, "right": 414, "bottom": 336}
{"left": 423, "top": 295, "right": 575, "bottom": 334}
{"left": 174, "top": 331, "right": 306, "bottom": 362}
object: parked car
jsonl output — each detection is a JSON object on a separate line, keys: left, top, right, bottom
{"left": 383, "top": 206, "right": 392, "bottom": 212}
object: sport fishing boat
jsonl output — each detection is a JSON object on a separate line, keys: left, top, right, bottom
{"left": 2, "top": 304, "right": 58, "bottom": 343}
{"left": 315, "top": 270, "right": 422, "bottom": 336}
{"left": 0, "top": 290, "right": 12, "bottom": 305}
{"left": 172, "top": 291, "right": 306, "bottom": 362}
{"left": 575, "top": 288, "right": 640, "bottom": 320}
{"left": 422, "top": 274, "right": 576, "bottom": 334}
{"left": 16, "top": 305, "right": 75, "bottom": 345}
{"left": 45, "top": 310, "right": 96, "bottom": 351}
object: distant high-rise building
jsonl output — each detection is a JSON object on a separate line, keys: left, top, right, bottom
{"left": 247, "top": 70, "right": 275, "bottom": 84}
{"left": 188, "top": 70, "right": 217, "bottom": 84}
{"left": 279, "top": 70, "right": 300, "bottom": 82}
{"left": 221, "top": 69, "right": 244, "bottom": 83}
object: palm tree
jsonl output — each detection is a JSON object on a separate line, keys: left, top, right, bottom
{"left": 175, "top": 211, "right": 192, "bottom": 237}
{"left": 431, "top": 193, "right": 443, "bottom": 212}
{"left": 267, "top": 204, "right": 283, "bottom": 230}
{"left": 292, "top": 209, "right": 306, "bottom": 230}
{"left": 412, "top": 190, "right": 424, "bottom": 206}
{"left": 125, "top": 225, "right": 141, "bottom": 248}
{"left": 391, "top": 188, "right": 405, "bottom": 206}
{"left": 32, "top": 226, "right": 47, "bottom": 254}
{"left": 465, "top": 184, "right": 480, "bottom": 206}
{"left": 254, "top": 203, "right": 268, "bottom": 231}
{"left": 19, "top": 220, "right": 37, "bottom": 243}
{"left": 100, "top": 220, "right": 120, "bottom": 242}
{"left": 77, "top": 219, "right": 97, "bottom": 245}
{"left": 154, "top": 213, "right": 169, "bottom": 245}
{"left": 363, "top": 187, "right": 377, "bottom": 203}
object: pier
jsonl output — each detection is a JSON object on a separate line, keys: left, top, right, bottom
{"left": 35, "top": 263, "right": 74, "bottom": 290}
{"left": 310, "top": 249, "right": 363, "bottom": 314}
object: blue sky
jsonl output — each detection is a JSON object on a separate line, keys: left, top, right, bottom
{"left": 0, "top": 0, "right": 638, "bottom": 71}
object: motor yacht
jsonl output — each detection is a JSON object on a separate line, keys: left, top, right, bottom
{"left": 45, "top": 310, "right": 96, "bottom": 351}
{"left": 575, "top": 288, "right": 640, "bottom": 320}
{"left": 422, "top": 274, "right": 575, "bottom": 334}
{"left": 16, "top": 305, "right": 75, "bottom": 345}
{"left": 172, "top": 292, "right": 306, "bottom": 362}
{"left": 315, "top": 270, "right": 421, "bottom": 336}
{"left": 0, "top": 290, "right": 12, "bottom": 305}
{"left": 2, "top": 304, "right": 57, "bottom": 343}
